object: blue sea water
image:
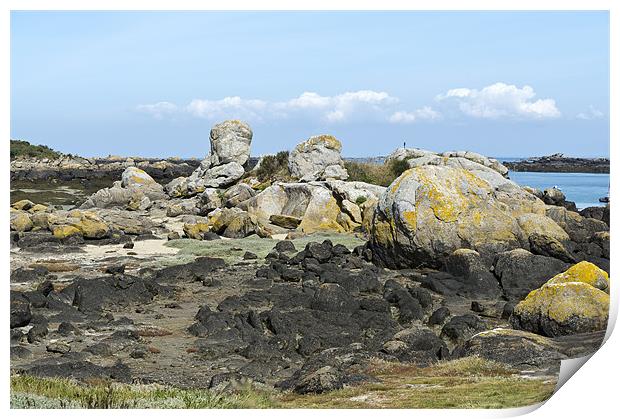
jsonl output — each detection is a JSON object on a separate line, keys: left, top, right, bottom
{"left": 508, "top": 171, "right": 609, "bottom": 210}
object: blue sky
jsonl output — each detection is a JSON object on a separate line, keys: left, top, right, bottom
{"left": 11, "top": 11, "right": 609, "bottom": 158}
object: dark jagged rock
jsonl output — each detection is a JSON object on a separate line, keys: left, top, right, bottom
{"left": 453, "top": 328, "right": 605, "bottom": 373}
{"left": 10, "top": 291, "right": 32, "bottom": 328}
{"left": 73, "top": 275, "right": 171, "bottom": 313}
{"left": 440, "top": 314, "right": 487, "bottom": 347}
{"left": 493, "top": 249, "right": 569, "bottom": 301}
{"left": 428, "top": 307, "right": 450, "bottom": 326}
{"left": 21, "top": 360, "right": 132, "bottom": 383}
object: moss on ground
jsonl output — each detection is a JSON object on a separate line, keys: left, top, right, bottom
{"left": 153, "top": 232, "right": 365, "bottom": 267}
{"left": 11, "top": 357, "right": 556, "bottom": 409}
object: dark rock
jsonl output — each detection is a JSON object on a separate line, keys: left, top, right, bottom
{"left": 105, "top": 264, "right": 126, "bottom": 275}
{"left": 441, "top": 314, "right": 486, "bottom": 346}
{"left": 203, "top": 232, "right": 221, "bottom": 241}
{"left": 528, "top": 233, "right": 575, "bottom": 263}
{"left": 24, "top": 290, "right": 48, "bottom": 308}
{"left": 85, "top": 342, "right": 113, "bottom": 356}
{"left": 11, "top": 345, "right": 32, "bottom": 360}
{"left": 470, "top": 301, "right": 485, "bottom": 313}
{"left": 445, "top": 249, "right": 502, "bottom": 298}
{"left": 453, "top": 328, "right": 605, "bottom": 373}
{"left": 243, "top": 251, "right": 258, "bottom": 260}
{"left": 123, "top": 242, "right": 135, "bottom": 249}
{"left": 429, "top": 307, "right": 450, "bottom": 326}
{"left": 580, "top": 205, "right": 610, "bottom": 226}
{"left": 274, "top": 240, "right": 297, "bottom": 254}
{"left": 58, "top": 322, "right": 81, "bottom": 336}
{"left": 47, "top": 341, "right": 72, "bottom": 354}
{"left": 384, "top": 327, "right": 448, "bottom": 363}
{"left": 305, "top": 241, "right": 333, "bottom": 263}
{"left": 383, "top": 280, "right": 423, "bottom": 323}
{"left": 311, "top": 284, "right": 358, "bottom": 313}
{"left": 73, "top": 275, "right": 170, "bottom": 313}
{"left": 37, "top": 279, "right": 54, "bottom": 296}
{"left": 154, "top": 257, "right": 225, "bottom": 283}
{"left": 493, "top": 249, "right": 569, "bottom": 301}
{"left": 27, "top": 323, "right": 49, "bottom": 343}
{"left": 23, "top": 360, "right": 132, "bottom": 383}
{"left": 10, "top": 291, "right": 32, "bottom": 328}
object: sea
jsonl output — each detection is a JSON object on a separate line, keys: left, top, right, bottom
{"left": 497, "top": 157, "right": 609, "bottom": 210}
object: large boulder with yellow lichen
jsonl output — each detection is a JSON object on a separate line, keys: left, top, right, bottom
{"left": 288, "top": 135, "right": 349, "bottom": 182}
{"left": 81, "top": 166, "right": 166, "bottom": 209}
{"left": 369, "top": 164, "right": 557, "bottom": 269}
{"left": 240, "top": 182, "right": 349, "bottom": 234}
{"left": 511, "top": 261, "right": 610, "bottom": 336}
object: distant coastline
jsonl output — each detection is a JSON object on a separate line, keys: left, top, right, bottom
{"left": 501, "top": 153, "right": 609, "bottom": 174}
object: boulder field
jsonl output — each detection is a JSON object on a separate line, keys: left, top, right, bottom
{"left": 10, "top": 119, "right": 611, "bottom": 395}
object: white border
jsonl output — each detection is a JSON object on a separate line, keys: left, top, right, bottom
{"left": 2, "top": 1, "right": 616, "bottom": 418}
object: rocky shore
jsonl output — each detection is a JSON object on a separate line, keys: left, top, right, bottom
{"left": 503, "top": 153, "right": 610, "bottom": 174}
{"left": 11, "top": 155, "right": 202, "bottom": 183}
{"left": 10, "top": 120, "right": 611, "bottom": 407}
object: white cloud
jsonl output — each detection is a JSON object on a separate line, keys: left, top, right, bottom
{"left": 136, "top": 101, "right": 178, "bottom": 119}
{"left": 186, "top": 97, "right": 268, "bottom": 121}
{"left": 138, "top": 90, "right": 399, "bottom": 123}
{"left": 436, "top": 82, "right": 561, "bottom": 119}
{"left": 276, "top": 90, "right": 398, "bottom": 122}
{"left": 138, "top": 84, "right": 567, "bottom": 124}
{"left": 389, "top": 106, "right": 441, "bottom": 124}
{"left": 576, "top": 105, "right": 604, "bottom": 120}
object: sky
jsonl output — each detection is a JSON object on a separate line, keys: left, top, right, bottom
{"left": 10, "top": 11, "right": 610, "bottom": 158}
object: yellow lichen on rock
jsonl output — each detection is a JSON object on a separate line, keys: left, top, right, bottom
{"left": 512, "top": 261, "right": 610, "bottom": 336}
{"left": 28, "top": 204, "right": 48, "bottom": 213}
{"left": 517, "top": 213, "right": 569, "bottom": 242}
{"left": 547, "top": 261, "right": 609, "bottom": 292}
{"left": 183, "top": 222, "right": 210, "bottom": 239}
{"left": 51, "top": 224, "right": 81, "bottom": 239}
{"left": 10, "top": 212, "right": 34, "bottom": 232}
{"left": 516, "top": 282, "right": 609, "bottom": 325}
{"left": 11, "top": 200, "right": 34, "bottom": 211}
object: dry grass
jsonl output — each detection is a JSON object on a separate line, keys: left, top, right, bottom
{"left": 344, "top": 159, "right": 409, "bottom": 187}
{"left": 11, "top": 357, "right": 556, "bottom": 409}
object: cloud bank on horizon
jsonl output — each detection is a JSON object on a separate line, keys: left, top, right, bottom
{"left": 138, "top": 82, "right": 594, "bottom": 125}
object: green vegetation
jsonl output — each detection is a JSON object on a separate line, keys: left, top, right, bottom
{"left": 355, "top": 196, "right": 367, "bottom": 205}
{"left": 10, "top": 139, "right": 63, "bottom": 160}
{"left": 254, "top": 151, "right": 291, "bottom": 182}
{"left": 345, "top": 158, "right": 409, "bottom": 187}
{"left": 11, "top": 357, "right": 555, "bottom": 409}
{"left": 10, "top": 375, "right": 276, "bottom": 409}
{"left": 278, "top": 356, "right": 555, "bottom": 409}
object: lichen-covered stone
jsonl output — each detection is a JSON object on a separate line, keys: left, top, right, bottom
{"left": 183, "top": 222, "right": 210, "bottom": 240}
{"left": 121, "top": 166, "right": 157, "bottom": 188}
{"left": 288, "top": 135, "right": 349, "bottom": 182}
{"left": 370, "top": 164, "right": 548, "bottom": 268}
{"left": 546, "top": 261, "right": 609, "bottom": 292}
{"left": 209, "top": 120, "right": 253, "bottom": 166}
{"left": 10, "top": 212, "right": 33, "bottom": 232}
{"left": 51, "top": 224, "right": 81, "bottom": 239}
{"left": 511, "top": 262, "right": 610, "bottom": 336}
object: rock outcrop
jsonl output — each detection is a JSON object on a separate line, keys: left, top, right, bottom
{"left": 369, "top": 163, "right": 550, "bottom": 269}
{"left": 239, "top": 180, "right": 383, "bottom": 235}
{"left": 386, "top": 147, "right": 509, "bottom": 178}
{"left": 80, "top": 167, "right": 166, "bottom": 210}
{"left": 165, "top": 120, "right": 252, "bottom": 197}
{"left": 288, "top": 135, "right": 349, "bottom": 182}
{"left": 510, "top": 261, "right": 610, "bottom": 336}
